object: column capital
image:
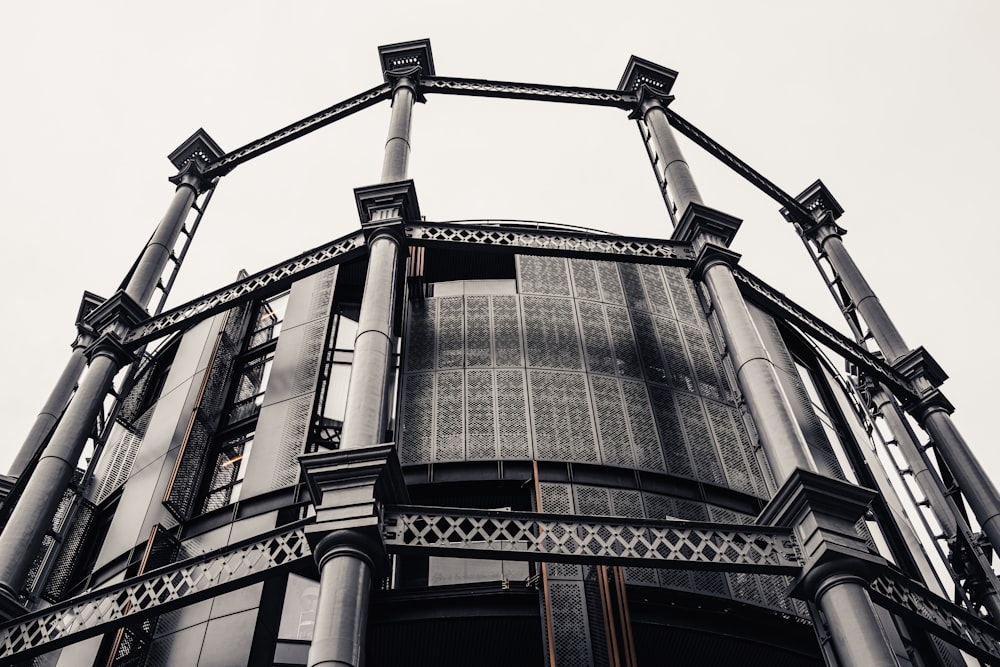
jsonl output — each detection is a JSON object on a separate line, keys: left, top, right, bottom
{"left": 759, "top": 468, "right": 887, "bottom": 597}
{"left": 688, "top": 243, "right": 742, "bottom": 282}
{"left": 82, "top": 289, "right": 147, "bottom": 337}
{"left": 85, "top": 331, "right": 135, "bottom": 365}
{"left": 72, "top": 291, "right": 106, "bottom": 347}
{"left": 893, "top": 346, "right": 955, "bottom": 415}
{"left": 672, "top": 202, "right": 743, "bottom": 248}
{"left": 167, "top": 129, "right": 224, "bottom": 192}
{"left": 354, "top": 180, "right": 421, "bottom": 243}
{"left": 299, "top": 444, "right": 409, "bottom": 568}
{"left": 618, "top": 55, "right": 678, "bottom": 113}
{"left": 379, "top": 39, "right": 434, "bottom": 100}
{"left": 781, "top": 179, "right": 847, "bottom": 239}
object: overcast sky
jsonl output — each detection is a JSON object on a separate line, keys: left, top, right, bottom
{"left": 1, "top": 3, "right": 997, "bottom": 492}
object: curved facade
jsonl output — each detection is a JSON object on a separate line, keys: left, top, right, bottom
{"left": 1, "top": 39, "right": 998, "bottom": 667}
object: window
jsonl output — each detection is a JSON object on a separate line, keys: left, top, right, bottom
{"left": 198, "top": 292, "right": 288, "bottom": 514}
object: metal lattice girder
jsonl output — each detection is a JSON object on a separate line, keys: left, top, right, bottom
{"left": 0, "top": 524, "right": 311, "bottom": 663}
{"left": 870, "top": 573, "right": 1000, "bottom": 665}
{"left": 125, "top": 232, "right": 366, "bottom": 348}
{"left": 663, "top": 109, "right": 813, "bottom": 223}
{"left": 405, "top": 223, "right": 696, "bottom": 263}
{"left": 732, "top": 267, "right": 918, "bottom": 403}
{"left": 382, "top": 506, "right": 802, "bottom": 574}
{"left": 420, "top": 76, "right": 636, "bottom": 109}
{"left": 202, "top": 83, "right": 392, "bottom": 178}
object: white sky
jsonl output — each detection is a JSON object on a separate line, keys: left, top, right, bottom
{"left": 0, "top": 3, "right": 997, "bottom": 489}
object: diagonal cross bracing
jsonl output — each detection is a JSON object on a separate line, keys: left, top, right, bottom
{"left": 382, "top": 506, "right": 802, "bottom": 573}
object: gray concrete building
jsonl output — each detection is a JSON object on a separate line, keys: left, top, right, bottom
{"left": 0, "top": 39, "right": 998, "bottom": 666}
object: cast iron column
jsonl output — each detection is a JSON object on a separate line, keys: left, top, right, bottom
{"left": 305, "top": 39, "right": 431, "bottom": 667}
{"left": 618, "top": 57, "right": 812, "bottom": 483}
{"left": 6, "top": 292, "right": 99, "bottom": 478}
{"left": 785, "top": 182, "right": 1000, "bottom": 556}
{"left": 0, "top": 131, "right": 222, "bottom": 618}
{"left": 619, "top": 57, "right": 900, "bottom": 665}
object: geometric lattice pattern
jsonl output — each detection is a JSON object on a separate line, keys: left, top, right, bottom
{"left": 0, "top": 525, "right": 311, "bottom": 662}
{"left": 382, "top": 507, "right": 802, "bottom": 574}
{"left": 420, "top": 76, "right": 635, "bottom": 108}
{"left": 869, "top": 573, "right": 1000, "bottom": 665}
{"left": 126, "top": 232, "right": 365, "bottom": 347}
{"left": 405, "top": 223, "right": 695, "bottom": 263}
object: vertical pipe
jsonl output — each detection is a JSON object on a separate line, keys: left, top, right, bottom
{"left": 380, "top": 77, "right": 416, "bottom": 184}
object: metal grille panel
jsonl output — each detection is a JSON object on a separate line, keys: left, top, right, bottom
{"left": 578, "top": 300, "right": 616, "bottom": 375}
{"left": 400, "top": 374, "right": 433, "bottom": 464}
{"left": 529, "top": 371, "right": 597, "bottom": 463}
{"left": 518, "top": 255, "right": 571, "bottom": 296}
{"left": 465, "top": 296, "right": 492, "bottom": 367}
{"left": 569, "top": 258, "right": 601, "bottom": 301}
{"left": 591, "top": 376, "right": 634, "bottom": 468}
{"left": 437, "top": 297, "right": 465, "bottom": 369}
{"left": 405, "top": 301, "right": 435, "bottom": 371}
{"left": 491, "top": 295, "right": 523, "bottom": 367}
{"left": 434, "top": 371, "right": 465, "bottom": 461}
{"left": 496, "top": 370, "right": 530, "bottom": 459}
{"left": 607, "top": 305, "right": 641, "bottom": 378}
{"left": 623, "top": 381, "right": 665, "bottom": 472}
{"left": 522, "top": 296, "right": 582, "bottom": 370}
{"left": 466, "top": 370, "right": 496, "bottom": 459}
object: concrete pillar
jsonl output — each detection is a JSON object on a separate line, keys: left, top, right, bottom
{"left": 0, "top": 134, "right": 220, "bottom": 618}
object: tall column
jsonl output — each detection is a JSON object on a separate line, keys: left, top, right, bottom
{"left": 786, "top": 181, "right": 1000, "bottom": 555}
{"left": 304, "top": 39, "right": 431, "bottom": 667}
{"left": 0, "top": 131, "right": 222, "bottom": 619}
{"left": 619, "top": 57, "right": 900, "bottom": 665}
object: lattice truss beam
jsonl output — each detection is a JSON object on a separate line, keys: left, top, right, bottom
{"left": 382, "top": 507, "right": 800, "bottom": 573}
{"left": 5, "top": 508, "right": 999, "bottom": 663}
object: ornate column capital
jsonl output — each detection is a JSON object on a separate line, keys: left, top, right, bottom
{"left": 378, "top": 38, "right": 435, "bottom": 102}
{"left": 781, "top": 179, "right": 847, "bottom": 243}
{"left": 893, "top": 346, "right": 955, "bottom": 415}
{"left": 354, "top": 180, "right": 421, "bottom": 243}
{"left": 71, "top": 291, "right": 106, "bottom": 349}
{"left": 672, "top": 202, "right": 743, "bottom": 248}
{"left": 82, "top": 289, "right": 147, "bottom": 338}
{"left": 298, "top": 444, "right": 409, "bottom": 572}
{"left": 759, "top": 468, "right": 887, "bottom": 598}
{"left": 617, "top": 55, "right": 678, "bottom": 118}
{"left": 167, "top": 128, "right": 224, "bottom": 192}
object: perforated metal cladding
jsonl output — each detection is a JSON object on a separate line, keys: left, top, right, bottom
{"left": 496, "top": 370, "right": 530, "bottom": 459}
{"left": 464, "top": 296, "right": 492, "bottom": 367}
{"left": 622, "top": 381, "right": 665, "bottom": 472}
{"left": 683, "top": 324, "right": 723, "bottom": 401}
{"left": 619, "top": 263, "right": 649, "bottom": 312}
{"left": 539, "top": 483, "right": 581, "bottom": 580}
{"left": 630, "top": 309, "right": 668, "bottom": 384}
{"left": 465, "top": 370, "right": 496, "bottom": 459}
{"left": 529, "top": 371, "right": 598, "bottom": 463}
{"left": 591, "top": 376, "right": 634, "bottom": 468}
{"left": 492, "top": 296, "right": 523, "bottom": 367}
{"left": 41, "top": 499, "right": 95, "bottom": 602}
{"left": 400, "top": 373, "right": 433, "bottom": 464}
{"left": 95, "top": 407, "right": 154, "bottom": 503}
{"left": 518, "top": 254, "right": 571, "bottom": 296}
{"left": 607, "top": 305, "right": 641, "bottom": 378}
{"left": 270, "top": 394, "right": 313, "bottom": 489}
{"left": 578, "top": 300, "right": 615, "bottom": 375}
{"left": 596, "top": 261, "right": 625, "bottom": 305}
{"left": 569, "top": 258, "right": 601, "bottom": 300}
{"left": 547, "top": 581, "right": 594, "bottom": 667}
{"left": 705, "top": 401, "right": 758, "bottom": 496}
{"left": 648, "top": 385, "right": 695, "bottom": 478}
{"left": 523, "top": 296, "right": 582, "bottom": 370}
{"left": 653, "top": 315, "right": 696, "bottom": 393}
{"left": 437, "top": 297, "right": 465, "bottom": 369}
{"left": 676, "top": 393, "right": 724, "bottom": 485}
{"left": 661, "top": 265, "right": 701, "bottom": 325}
{"left": 435, "top": 371, "right": 465, "bottom": 461}
{"left": 405, "top": 300, "right": 435, "bottom": 371}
